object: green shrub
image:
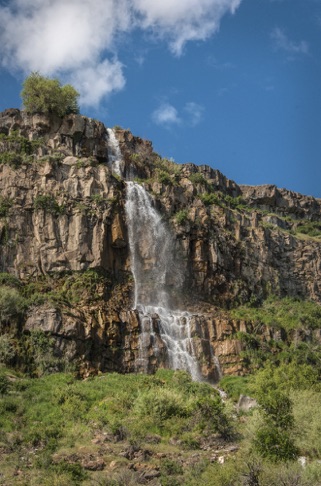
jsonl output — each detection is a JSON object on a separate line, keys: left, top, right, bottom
{"left": 0, "top": 286, "right": 25, "bottom": 323}
{"left": 161, "top": 458, "right": 184, "bottom": 476}
{"left": 51, "top": 461, "right": 88, "bottom": 483}
{"left": 134, "top": 388, "right": 187, "bottom": 425}
{"left": 0, "top": 375, "right": 10, "bottom": 395}
{"left": 0, "top": 335, "right": 15, "bottom": 365}
{"left": 20, "top": 330, "right": 64, "bottom": 377}
{"left": 158, "top": 170, "right": 172, "bottom": 185}
{"left": 34, "top": 195, "right": 65, "bottom": 215}
{"left": 175, "top": 209, "right": 189, "bottom": 225}
{"left": 193, "top": 395, "right": 233, "bottom": 438}
{"left": 0, "top": 197, "right": 13, "bottom": 217}
{"left": 296, "top": 221, "right": 321, "bottom": 238}
{"left": 254, "top": 426, "right": 298, "bottom": 462}
{"left": 0, "top": 273, "right": 21, "bottom": 288}
{"left": 0, "top": 152, "right": 24, "bottom": 168}
{"left": 189, "top": 173, "right": 207, "bottom": 185}
{"left": 154, "top": 156, "right": 180, "bottom": 175}
{"left": 200, "top": 192, "right": 222, "bottom": 206}
{"left": 219, "top": 375, "right": 251, "bottom": 401}
{"left": 224, "top": 194, "right": 246, "bottom": 208}
{"left": 250, "top": 366, "right": 300, "bottom": 462}
{"left": 63, "top": 269, "right": 109, "bottom": 304}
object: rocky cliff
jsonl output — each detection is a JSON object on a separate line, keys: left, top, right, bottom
{"left": 1, "top": 108, "right": 321, "bottom": 379}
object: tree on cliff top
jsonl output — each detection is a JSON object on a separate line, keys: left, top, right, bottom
{"left": 21, "top": 72, "right": 79, "bottom": 117}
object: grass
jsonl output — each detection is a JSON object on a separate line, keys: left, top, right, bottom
{"left": 0, "top": 365, "right": 321, "bottom": 485}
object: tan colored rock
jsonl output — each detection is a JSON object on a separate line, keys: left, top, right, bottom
{"left": 1, "top": 108, "right": 321, "bottom": 379}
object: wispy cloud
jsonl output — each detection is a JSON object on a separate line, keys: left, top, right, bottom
{"left": 152, "top": 103, "right": 181, "bottom": 126}
{"left": 184, "top": 102, "right": 204, "bottom": 126}
{"left": 152, "top": 101, "right": 204, "bottom": 128}
{"left": 207, "top": 55, "right": 235, "bottom": 70}
{"left": 0, "top": 0, "right": 243, "bottom": 107}
{"left": 271, "top": 27, "right": 309, "bottom": 56}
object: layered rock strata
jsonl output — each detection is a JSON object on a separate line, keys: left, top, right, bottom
{"left": 1, "top": 109, "right": 321, "bottom": 378}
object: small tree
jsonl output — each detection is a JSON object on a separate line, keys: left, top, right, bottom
{"left": 21, "top": 72, "right": 79, "bottom": 117}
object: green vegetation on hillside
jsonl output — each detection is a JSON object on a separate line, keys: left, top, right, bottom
{"left": 0, "top": 369, "right": 234, "bottom": 485}
{"left": 230, "top": 296, "right": 321, "bottom": 374}
{"left": 231, "top": 295, "right": 321, "bottom": 331}
{"left": 0, "top": 364, "right": 320, "bottom": 485}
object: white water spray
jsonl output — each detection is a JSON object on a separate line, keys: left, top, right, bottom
{"left": 107, "top": 128, "right": 123, "bottom": 177}
{"left": 125, "top": 182, "right": 201, "bottom": 380}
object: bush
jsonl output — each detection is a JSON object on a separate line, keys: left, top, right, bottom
{"left": 134, "top": 388, "right": 187, "bottom": 425}
{"left": 200, "top": 192, "right": 222, "bottom": 206}
{"left": 175, "top": 209, "right": 189, "bottom": 225}
{"left": 189, "top": 173, "right": 207, "bottom": 185}
{"left": 0, "top": 286, "right": 25, "bottom": 323}
{"left": 0, "top": 197, "right": 13, "bottom": 218}
{"left": 254, "top": 426, "right": 298, "bottom": 462}
{"left": 251, "top": 367, "right": 299, "bottom": 462}
{"left": 21, "top": 72, "right": 79, "bottom": 117}
{"left": 219, "top": 375, "right": 251, "bottom": 401}
{"left": 296, "top": 221, "right": 321, "bottom": 238}
{"left": 0, "top": 375, "right": 10, "bottom": 395}
{"left": 34, "top": 195, "right": 65, "bottom": 216}
{"left": 193, "top": 395, "right": 233, "bottom": 438}
{"left": 0, "top": 273, "right": 22, "bottom": 288}
{"left": 0, "top": 335, "right": 15, "bottom": 365}
{"left": 20, "top": 330, "right": 63, "bottom": 377}
{"left": 157, "top": 170, "right": 172, "bottom": 185}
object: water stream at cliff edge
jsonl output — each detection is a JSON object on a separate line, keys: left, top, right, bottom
{"left": 125, "top": 181, "right": 201, "bottom": 380}
{"left": 107, "top": 128, "right": 123, "bottom": 177}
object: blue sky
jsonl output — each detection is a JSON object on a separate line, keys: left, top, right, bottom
{"left": 0, "top": 0, "right": 320, "bottom": 197}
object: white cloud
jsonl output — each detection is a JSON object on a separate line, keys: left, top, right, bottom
{"left": 152, "top": 101, "right": 204, "bottom": 127}
{"left": 132, "top": 0, "right": 242, "bottom": 55}
{"left": 0, "top": 0, "right": 242, "bottom": 107}
{"left": 152, "top": 103, "right": 181, "bottom": 126}
{"left": 70, "top": 60, "right": 125, "bottom": 107}
{"left": 271, "top": 27, "right": 309, "bottom": 56}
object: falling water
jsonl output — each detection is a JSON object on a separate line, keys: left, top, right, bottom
{"left": 107, "top": 128, "right": 123, "bottom": 177}
{"left": 125, "top": 182, "right": 201, "bottom": 380}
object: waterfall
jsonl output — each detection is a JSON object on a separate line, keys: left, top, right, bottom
{"left": 125, "top": 182, "right": 201, "bottom": 380}
{"left": 107, "top": 128, "right": 123, "bottom": 177}
{"left": 106, "top": 131, "right": 212, "bottom": 381}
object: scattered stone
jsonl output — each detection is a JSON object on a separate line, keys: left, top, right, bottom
{"left": 144, "top": 469, "right": 161, "bottom": 480}
{"left": 109, "top": 460, "right": 120, "bottom": 471}
{"left": 298, "top": 456, "right": 307, "bottom": 468}
{"left": 237, "top": 394, "right": 258, "bottom": 413}
{"left": 145, "top": 434, "right": 162, "bottom": 444}
{"left": 81, "top": 457, "right": 105, "bottom": 471}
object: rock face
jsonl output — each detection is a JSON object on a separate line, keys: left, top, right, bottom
{"left": 1, "top": 108, "right": 321, "bottom": 379}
